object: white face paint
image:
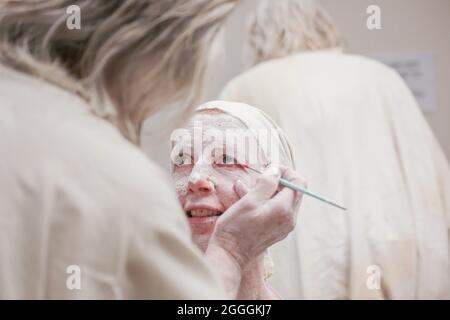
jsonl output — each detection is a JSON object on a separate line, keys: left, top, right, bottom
{"left": 189, "top": 172, "right": 201, "bottom": 184}
{"left": 171, "top": 111, "right": 263, "bottom": 252}
{"left": 208, "top": 176, "right": 217, "bottom": 186}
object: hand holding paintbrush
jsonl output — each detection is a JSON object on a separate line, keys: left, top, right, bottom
{"left": 246, "top": 166, "right": 347, "bottom": 211}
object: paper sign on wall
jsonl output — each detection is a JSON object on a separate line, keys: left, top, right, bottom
{"left": 372, "top": 52, "right": 437, "bottom": 113}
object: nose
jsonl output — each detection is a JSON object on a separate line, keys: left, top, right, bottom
{"left": 188, "top": 176, "right": 215, "bottom": 194}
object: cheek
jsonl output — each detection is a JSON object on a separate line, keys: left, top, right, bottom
{"left": 213, "top": 168, "right": 254, "bottom": 208}
{"left": 172, "top": 167, "right": 192, "bottom": 202}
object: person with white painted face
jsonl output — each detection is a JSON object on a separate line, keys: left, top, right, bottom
{"left": 170, "top": 101, "right": 306, "bottom": 299}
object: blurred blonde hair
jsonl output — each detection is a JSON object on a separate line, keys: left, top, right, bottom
{"left": 246, "top": 0, "right": 343, "bottom": 66}
{"left": 0, "top": 0, "right": 237, "bottom": 142}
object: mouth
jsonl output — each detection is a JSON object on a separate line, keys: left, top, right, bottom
{"left": 185, "top": 208, "right": 223, "bottom": 218}
{"left": 185, "top": 206, "right": 224, "bottom": 234}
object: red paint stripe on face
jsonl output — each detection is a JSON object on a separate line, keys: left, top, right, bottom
{"left": 215, "top": 163, "right": 249, "bottom": 170}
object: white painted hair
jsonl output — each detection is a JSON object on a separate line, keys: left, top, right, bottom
{"left": 246, "top": 0, "right": 344, "bottom": 66}
{"left": 0, "top": 0, "right": 237, "bottom": 143}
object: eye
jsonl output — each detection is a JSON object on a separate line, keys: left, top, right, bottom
{"left": 173, "top": 151, "right": 192, "bottom": 167}
{"left": 214, "top": 153, "right": 236, "bottom": 166}
{"left": 222, "top": 154, "right": 235, "bottom": 165}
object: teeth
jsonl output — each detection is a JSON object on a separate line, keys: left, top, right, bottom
{"left": 190, "top": 209, "right": 221, "bottom": 217}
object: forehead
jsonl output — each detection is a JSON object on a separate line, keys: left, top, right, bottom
{"left": 185, "top": 110, "right": 246, "bottom": 131}
{"left": 171, "top": 109, "right": 268, "bottom": 165}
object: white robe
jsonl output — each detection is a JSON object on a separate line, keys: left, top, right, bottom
{"left": 220, "top": 51, "right": 450, "bottom": 299}
{"left": 0, "top": 64, "right": 225, "bottom": 299}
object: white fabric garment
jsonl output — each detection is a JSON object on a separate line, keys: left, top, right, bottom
{"left": 220, "top": 51, "right": 450, "bottom": 299}
{"left": 0, "top": 64, "right": 225, "bottom": 299}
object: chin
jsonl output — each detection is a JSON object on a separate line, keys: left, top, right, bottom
{"left": 191, "top": 232, "right": 213, "bottom": 253}
{"left": 185, "top": 208, "right": 223, "bottom": 247}
{"left": 188, "top": 214, "right": 219, "bottom": 233}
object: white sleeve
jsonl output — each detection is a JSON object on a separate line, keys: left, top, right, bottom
{"left": 120, "top": 168, "right": 226, "bottom": 299}
{"left": 44, "top": 142, "right": 225, "bottom": 299}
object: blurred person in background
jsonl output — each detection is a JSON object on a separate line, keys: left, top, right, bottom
{"left": 220, "top": 0, "right": 450, "bottom": 299}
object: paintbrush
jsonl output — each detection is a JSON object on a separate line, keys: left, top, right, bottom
{"left": 246, "top": 166, "right": 347, "bottom": 211}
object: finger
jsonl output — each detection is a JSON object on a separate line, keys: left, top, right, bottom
{"left": 234, "top": 179, "right": 250, "bottom": 199}
{"left": 245, "top": 173, "right": 280, "bottom": 202}
{"left": 279, "top": 166, "right": 307, "bottom": 187}
{"left": 279, "top": 166, "right": 308, "bottom": 202}
{"left": 258, "top": 202, "right": 296, "bottom": 242}
{"left": 270, "top": 185, "right": 302, "bottom": 213}
{"left": 262, "top": 191, "right": 298, "bottom": 237}
{"left": 266, "top": 167, "right": 307, "bottom": 217}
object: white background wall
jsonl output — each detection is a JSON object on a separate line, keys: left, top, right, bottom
{"left": 206, "top": 0, "right": 450, "bottom": 159}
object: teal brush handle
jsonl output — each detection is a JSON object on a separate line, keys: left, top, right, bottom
{"left": 279, "top": 178, "right": 347, "bottom": 211}
{"left": 246, "top": 165, "right": 346, "bottom": 211}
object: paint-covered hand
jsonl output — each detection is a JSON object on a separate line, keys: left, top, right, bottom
{"left": 208, "top": 166, "right": 306, "bottom": 270}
